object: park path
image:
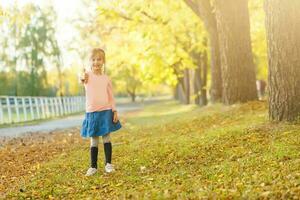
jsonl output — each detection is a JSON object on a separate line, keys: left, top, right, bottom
{"left": 0, "top": 96, "right": 172, "bottom": 141}
{"left": 0, "top": 101, "right": 143, "bottom": 139}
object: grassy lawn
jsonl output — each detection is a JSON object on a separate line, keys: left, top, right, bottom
{"left": 1, "top": 99, "right": 300, "bottom": 199}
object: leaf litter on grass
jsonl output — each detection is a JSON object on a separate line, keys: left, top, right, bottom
{"left": 1, "top": 100, "right": 300, "bottom": 199}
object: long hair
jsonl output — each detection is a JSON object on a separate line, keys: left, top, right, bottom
{"left": 90, "top": 48, "right": 106, "bottom": 73}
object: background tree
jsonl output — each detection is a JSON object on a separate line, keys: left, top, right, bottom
{"left": 192, "top": 38, "right": 208, "bottom": 106}
{"left": 214, "top": 0, "right": 258, "bottom": 104}
{"left": 183, "top": 0, "right": 222, "bottom": 103}
{"left": 19, "top": 5, "right": 61, "bottom": 96}
{"left": 0, "top": 3, "right": 32, "bottom": 95}
{"left": 0, "top": 4, "right": 63, "bottom": 97}
{"left": 249, "top": 0, "right": 267, "bottom": 81}
{"left": 75, "top": 0, "right": 206, "bottom": 103}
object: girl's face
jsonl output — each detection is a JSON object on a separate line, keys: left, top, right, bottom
{"left": 91, "top": 53, "right": 104, "bottom": 73}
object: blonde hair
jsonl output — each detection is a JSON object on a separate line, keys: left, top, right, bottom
{"left": 90, "top": 48, "right": 106, "bottom": 73}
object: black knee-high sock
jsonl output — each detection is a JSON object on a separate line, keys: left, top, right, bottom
{"left": 90, "top": 146, "right": 98, "bottom": 169}
{"left": 103, "top": 142, "right": 112, "bottom": 164}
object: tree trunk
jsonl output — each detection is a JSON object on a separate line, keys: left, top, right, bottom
{"left": 193, "top": 54, "right": 202, "bottom": 105}
{"left": 214, "top": 0, "right": 257, "bottom": 104}
{"left": 209, "top": 29, "right": 222, "bottom": 103}
{"left": 173, "top": 85, "right": 179, "bottom": 100}
{"left": 200, "top": 50, "right": 208, "bottom": 106}
{"left": 177, "top": 74, "right": 189, "bottom": 104}
{"left": 127, "top": 88, "right": 136, "bottom": 102}
{"left": 193, "top": 49, "right": 208, "bottom": 106}
{"left": 131, "top": 94, "right": 136, "bottom": 102}
{"left": 265, "top": 0, "right": 300, "bottom": 121}
{"left": 183, "top": 0, "right": 222, "bottom": 102}
{"left": 183, "top": 68, "right": 190, "bottom": 104}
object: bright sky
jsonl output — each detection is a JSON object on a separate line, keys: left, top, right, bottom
{"left": 0, "top": 0, "right": 86, "bottom": 70}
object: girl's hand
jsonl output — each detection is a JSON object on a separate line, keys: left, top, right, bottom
{"left": 79, "top": 68, "right": 88, "bottom": 84}
{"left": 113, "top": 111, "right": 119, "bottom": 123}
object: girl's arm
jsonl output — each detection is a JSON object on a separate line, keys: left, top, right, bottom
{"left": 107, "top": 77, "right": 116, "bottom": 112}
{"left": 79, "top": 70, "right": 88, "bottom": 84}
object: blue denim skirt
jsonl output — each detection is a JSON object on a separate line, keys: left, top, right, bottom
{"left": 81, "top": 109, "right": 122, "bottom": 138}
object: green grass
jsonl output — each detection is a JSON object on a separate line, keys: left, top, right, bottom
{"left": 5, "top": 100, "right": 300, "bottom": 199}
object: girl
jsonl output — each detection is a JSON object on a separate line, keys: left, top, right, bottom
{"left": 80, "top": 48, "right": 122, "bottom": 176}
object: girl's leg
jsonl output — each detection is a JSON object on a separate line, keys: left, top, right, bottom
{"left": 102, "top": 133, "right": 112, "bottom": 164}
{"left": 90, "top": 136, "right": 99, "bottom": 169}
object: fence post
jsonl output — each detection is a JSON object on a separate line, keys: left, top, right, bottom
{"left": 22, "top": 97, "right": 28, "bottom": 121}
{"left": 69, "top": 97, "right": 71, "bottom": 113}
{"left": 67, "top": 97, "right": 71, "bottom": 114}
{"left": 14, "top": 97, "right": 20, "bottom": 123}
{"left": 50, "top": 98, "right": 53, "bottom": 117}
{"left": 63, "top": 97, "right": 67, "bottom": 114}
{"left": 52, "top": 98, "right": 55, "bottom": 116}
{"left": 29, "top": 97, "right": 34, "bottom": 120}
{"left": 45, "top": 97, "right": 49, "bottom": 118}
{"left": 0, "top": 98, "right": 3, "bottom": 124}
{"left": 40, "top": 97, "right": 46, "bottom": 119}
{"left": 71, "top": 97, "right": 74, "bottom": 113}
{"left": 54, "top": 98, "right": 59, "bottom": 116}
{"left": 58, "top": 96, "right": 63, "bottom": 116}
{"left": 35, "top": 97, "right": 40, "bottom": 119}
{"left": 49, "top": 97, "right": 55, "bottom": 117}
{"left": 6, "top": 97, "right": 12, "bottom": 123}
{"left": 47, "top": 98, "right": 50, "bottom": 117}
{"left": 53, "top": 97, "right": 59, "bottom": 116}
{"left": 72, "top": 97, "right": 75, "bottom": 113}
{"left": 70, "top": 97, "right": 73, "bottom": 113}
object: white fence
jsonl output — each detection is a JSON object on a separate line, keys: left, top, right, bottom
{"left": 0, "top": 96, "right": 85, "bottom": 124}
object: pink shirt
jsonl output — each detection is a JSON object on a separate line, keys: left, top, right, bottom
{"left": 84, "top": 71, "right": 116, "bottom": 113}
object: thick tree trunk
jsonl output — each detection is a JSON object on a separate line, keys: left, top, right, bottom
{"left": 209, "top": 29, "right": 222, "bottom": 103}
{"left": 183, "top": 0, "right": 222, "bottom": 102}
{"left": 265, "top": 0, "right": 300, "bottom": 121}
{"left": 214, "top": 0, "right": 257, "bottom": 104}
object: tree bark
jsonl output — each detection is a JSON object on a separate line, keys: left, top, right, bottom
{"left": 200, "top": 50, "right": 208, "bottom": 106}
{"left": 183, "top": 0, "right": 222, "bottom": 102}
{"left": 214, "top": 0, "right": 257, "bottom": 104}
{"left": 193, "top": 53, "right": 202, "bottom": 105}
{"left": 209, "top": 28, "right": 222, "bottom": 103}
{"left": 265, "top": 0, "right": 300, "bottom": 121}
{"left": 174, "top": 85, "right": 179, "bottom": 100}
{"left": 127, "top": 88, "right": 136, "bottom": 102}
{"left": 173, "top": 60, "right": 190, "bottom": 104}
{"left": 183, "top": 68, "right": 190, "bottom": 104}
{"left": 193, "top": 49, "right": 208, "bottom": 106}
{"left": 177, "top": 71, "right": 190, "bottom": 104}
